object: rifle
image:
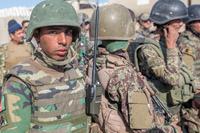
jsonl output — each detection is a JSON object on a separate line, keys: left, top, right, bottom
{"left": 151, "top": 94, "right": 173, "bottom": 123}
{"left": 86, "top": 0, "right": 102, "bottom": 116}
{"left": 137, "top": 74, "right": 173, "bottom": 123}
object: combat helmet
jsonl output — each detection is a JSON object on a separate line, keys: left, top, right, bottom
{"left": 187, "top": 5, "right": 200, "bottom": 23}
{"left": 149, "top": 0, "right": 187, "bottom": 25}
{"left": 26, "top": 0, "right": 80, "bottom": 42}
{"left": 90, "top": 4, "right": 135, "bottom": 41}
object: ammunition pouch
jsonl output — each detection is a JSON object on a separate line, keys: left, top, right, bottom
{"left": 168, "top": 65, "right": 194, "bottom": 106}
{"left": 128, "top": 90, "right": 153, "bottom": 129}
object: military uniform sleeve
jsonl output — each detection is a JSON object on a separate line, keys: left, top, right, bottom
{"left": 178, "top": 36, "right": 195, "bottom": 71}
{"left": 0, "top": 77, "right": 32, "bottom": 133}
{"left": 139, "top": 44, "right": 181, "bottom": 86}
{"left": 177, "top": 37, "right": 200, "bottom": 91}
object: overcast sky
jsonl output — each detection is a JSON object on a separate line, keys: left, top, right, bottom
{"left": 0, "top": 0, "right": 108, "bottom": 9}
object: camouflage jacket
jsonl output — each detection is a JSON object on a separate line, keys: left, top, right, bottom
{"left": 178, "top": 30, "right": 200, "bottom": 89}
{"left": 0, "top": 57, "right": 88, "bottom": 133}
{"left": 133, "top": 38, "right": 182, "bottom": 86}
{"left": 129, "top": 37, "right": 194, "bottom": 111}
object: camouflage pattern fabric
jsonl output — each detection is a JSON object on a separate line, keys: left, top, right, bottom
{"left": 178, "top": 29, "right": 200, "bottom": 90}
{"left": 129, "top": 37, "right": 194, "bottom": 112}
{"left": 135, "top": 28, "right": 153, "bottom": 39}
{"left": 75, "top": 32, "right": 93, "bottom": 73}
{"left": 135, "top": 38, "right": 181, "bottom": 86}
{"left": 87, "top": 47, "right": 180, "bottom": 133}
{"left": 181, "top": 105, "right": 200, "bottom": 133}
{"left": 0, "top": 57, "right": 88, "bottom": 133}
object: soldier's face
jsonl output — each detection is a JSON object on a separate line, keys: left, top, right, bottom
{"left": 36, "top": 26, "right": 73, "bottom": 61}
{"left": 191, "top": 21, "right": 200, "bottom": 33}
{"left": 167, "top": 19, "right": 184, "bottom": 30}
{"left": 141, "top": 20, "right": 152, "bottom": 29}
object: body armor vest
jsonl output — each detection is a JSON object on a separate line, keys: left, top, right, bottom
{"left": 96, "top": 51, "right": 154, "bottom": 130}
{"left": 131, "top": 38, "right": 194, "bottom": 111}
{"left": 6, "top": 57, "right": 88, "bottom": 133}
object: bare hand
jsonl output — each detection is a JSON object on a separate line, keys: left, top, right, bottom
{"left": 164, "top": 24, "right": 179, "bottom": 49}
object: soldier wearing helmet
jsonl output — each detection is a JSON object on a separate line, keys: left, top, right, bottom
{"left": 178, "top": 4, "right": 200, "bottom": 132}
{"left": 87, "top": 3, "right": 181, "bottom": 133}
{"left": 129, "top": 0, "right": 195, "bottom": 128}
{"left": 0, "top": 0, "right": 89, "bottom": 132}
{"left": 135, "top": 13, "right": 155, "bottom": 39}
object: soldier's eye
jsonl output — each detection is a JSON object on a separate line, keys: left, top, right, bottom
{"left": 65, "top": 29, "right": 73, "bottom": 36}
{"left": 48, "top": 30, "right": 59, "bottom": 35}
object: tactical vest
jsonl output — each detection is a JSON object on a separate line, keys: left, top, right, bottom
{"left": 131, "top": 38, "right": 194, "bottom": 111}
{"left": 96, "top": 52, "right": 154, "bottom": 130}
{"left": 6, "top": 57, "right": 89, "bottom": 133}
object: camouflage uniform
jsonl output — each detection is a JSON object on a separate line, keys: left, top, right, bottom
{"left": 88, "top": 4, "right": 180, "bottom": 133}
{"left": 129, "top": 0, "right": 195, "bottom": 116}
{"left": 135, "top": 28, "right": 153, "bottom": 39}
{"left": 77, "top": 32, "right": 92, "bottom": 71}
{"left": 135, "top": 13, "right": 155, "bottom": 39}
{"left": 178, "top": 4, "right": 200, "bottom": 92}
{"left": 0, "top": 0, "right": 89, "bottom": 132}
{"left": 75, "top": 13, "right": 93, "bottom": 73}
{"left": 178, "top": 30, "right": 200, "bottom": 92}
{"left": 178, "top": 5, "right": 200, "bottom": 132}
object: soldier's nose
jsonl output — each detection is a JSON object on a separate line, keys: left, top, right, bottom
{"left": 57, "top": 32, "right": 67, "bottom": 45}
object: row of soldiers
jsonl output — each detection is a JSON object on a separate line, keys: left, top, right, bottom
{"left": 0, "top": 0, "right": 199, "bottom": 132}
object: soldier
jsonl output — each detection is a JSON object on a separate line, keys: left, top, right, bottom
{"left": 135, "top": 13, "right": 155, "bottom": 39}
{"left": 178, "top": 5, "right": 200, "bottom": 92}
{"left": 129, "top": 0, "right": 195, "bottom": 121}
{"left": 0, "top": 0, "right": 89, "bottom": 132}
{"left": 88, "top": 3, "right": 181, "bottom": 133}
{"left": 177, "top": 4, "right": 200, "bottom": 132}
